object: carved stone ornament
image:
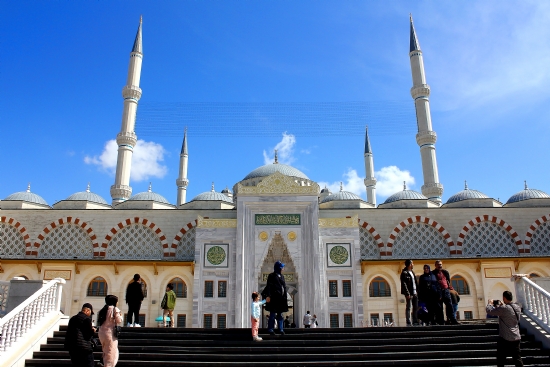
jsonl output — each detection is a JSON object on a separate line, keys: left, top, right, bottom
{"left": 287, "top": 231, "right": 297, "bottom": 241}
{"left": 197, "top": 215, "right": 237, "bottom": 228}
{"left": 44, "top": 270, "right": 71, "bottom": 280}
{"left": 259, "top": 231, "right": 269, "bottom": 241}
{"left": 237, "top": 171, "right": 319, "bottom": 196}
{"left": 484, "top": 268, "right": 512, "bottom": 278}
{"left": 319, "top": 215, "right": 358, "bottom": 228}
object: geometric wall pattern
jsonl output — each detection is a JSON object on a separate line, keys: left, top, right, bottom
{"left": 34, "top": 217, "right": 98, "bottom": 257}
{"left": 39, "top": 223, "right": 93, "bottom": 259}
{"left": 359, "top": 226, "right": 380, "bottom": 259}
{"left": 101, "top": 217, "right": 168, "bottom": 258}
{"left": 106, "top": 223, "right": 162, "bottom": 260}
{"left": 170, "top": 220, "right": 197, "bottom": 258}
{"left": 391, "top": 223, "right": 449, "bottom": 259}
{"left": 457, "top": 215, "right": 523, "bottom": 253}
{"left": 462, "top": 222, "right": 518, "bottom": 257}
{"left": 387, "top": 216, "right": 455, "bottom": 256}
{"left": 175, "top": 227, "right": 195, "bottom": 261}
{"left": 358, "top": 219, "right": 385, "bottom": 256}
{"left": 0, "top": 222, "right": 26, "bottom": 258}
{"left": 527, "top": 221, "right": 550, "bottom": 256}
{"left": 1, "top": 216, "right": 32, "bottom": 255}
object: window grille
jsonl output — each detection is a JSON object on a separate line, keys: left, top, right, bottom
{"left": 177, "top": 314, "right": 187, "bottom": 327}
{"left": 218, "top": 281, "right": 227, "bottom": 298}
{"left": 343, "top": 314, "right": 353, "bottom": 327}
{"left": 330, "top": 314, "right": 339, "bottom": 328}
{"left": 217, "top": 314, "right": 226, "bottom": 329}
{"left": 205, "top": 281, "right": 214, "bottom": 297}
{"left": 329, "top": 280, "right": 338, "bottom": 297}
{"left": 342, "top": 280, "right": 352, "bottom": 297}
{"left": 170, "top": 278, "right": 187, "bottom": 298}
{"left": 87, "top": 277, "right": 108, "bottom": 297}
{"left": 369, "top": 277, "right": 391, "bottom": 297}
{"left": 204, "top": 314, "right": 213, "bottom": 328}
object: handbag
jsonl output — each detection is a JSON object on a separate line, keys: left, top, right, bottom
{"left": 114, "top": 325, "right": 121, "bottom": 338}
{"left": 91, "top": 337, "right": 101, "bottom": 349}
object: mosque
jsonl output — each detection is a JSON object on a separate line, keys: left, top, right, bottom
{"left": 1, "top": 17, "right": 549, "bottom": 328}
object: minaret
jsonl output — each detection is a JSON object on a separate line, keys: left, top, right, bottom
{"left": 176, "top": 128, "right": 189, "bottom": 206}
{"left": 409, "top": 15, "right": 443, "bottom": 203}
{"left": 363, "top": 126, "right": 376, "bottom": 205}
{"left": 110, "top": 17, "right": 143, "bottom": 204}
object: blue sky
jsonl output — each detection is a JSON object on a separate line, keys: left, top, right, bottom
{"left": 1, "top": 1, "right": 549, "bottom": 206}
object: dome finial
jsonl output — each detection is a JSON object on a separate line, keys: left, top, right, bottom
{"left": 86, "top": 182, "right": 91, "bottom": 192}
{"left": 27, "top": 182, "right": 31, "bottom": 192}
{"left": 148, "top": 182, "right": 152, "bottom": 192}
{"left": 525, "top": 180, "right": 528, "bottom": 190}
{"left": 464, "top": 180, "right": 468, "bottom": 190}
{"left": 274, "top": 149, "right": 278, "bottom": 164}
{"left": 403, "top": 181, "right": 407, "bottom": 190}
{"left": 340, "top": 182, "right": 343, "bottom": 192}
{"left": 211, "top": 182, "right": 215, "bottom": 192}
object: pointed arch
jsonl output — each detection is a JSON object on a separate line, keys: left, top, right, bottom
{"left": 170, "top": 220, "right": 198, "bottom": 258}
{"left": 358, "top": 219, "right": 385, "bottom": 256}
{"left": 33, "top": 217, "right": 97, "bottom": 258}
{"left": 387, "top": 216, "right": 455, "bottom": 256}
{"left": 0, "top": 216, "right": 30, "bottom": 257}
{"left": 100, "top": 217, "right": 167, "bottom": 258}
{"left": 456, "top": 215, "right": 523, "bottom": 253}
{"left": 524, "top": 214, "right": 550, "bottom": 255}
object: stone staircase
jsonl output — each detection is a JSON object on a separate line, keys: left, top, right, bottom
{"left": 26, "top": 321, "right": 550, "bottom": 366}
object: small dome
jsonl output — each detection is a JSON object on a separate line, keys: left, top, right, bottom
{"left": 128, "top": 183, "right": 170, "bottom": 204}
{"left": 221, "top": 187, "right": 232, "bottom": 194}
{"left": 446, "top": 182, "right": 489, "bottom": 204}
{"left": 506, "top": 182, "right": 550, "bottom": 204}
{"left": 191, "top": 183, "right": 233, "bottom": 203}
{"left": 321, "top": 183, "right": 361, "bottom": 203}
{"left": 4, "top": 184, "right": 48, "bottom": 206}
{"left": 383, "top": 183, "right": 426, "bottom": 204}
{"left": 243, "top": 163, "right": 309, "bottom": 181}
{"left": 66, "top": 184, "right": 108, "bottom": 205}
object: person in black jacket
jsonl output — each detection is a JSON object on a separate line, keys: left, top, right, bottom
{"left": 125, "top": 273, "right": 144, "bottom": 327}
{"left": 418, "top": 264, "right": 439, "bottom": 325}
{"left": 64, "top": 303, "right": 96, "bottom": 367}
{"left": 400, "top": 259, "right": 418, "bottom": 326}
{"left": 432, "top": 260, "right": 459, "bottom": 325}
{"left": 261, "top": 261, "right": 288, "bottom": 336}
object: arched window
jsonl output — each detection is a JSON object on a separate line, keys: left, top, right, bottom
{"left": 127, "top": 279, "right": 147, "bottom": 298}
{"left": 530, "top": 273, "right": 540, "bottom": 278}
{"left": 451, "top": 275, "right": 470, "bottom": 295}
{"left": 369, "top": 277, "right": 391, "bottom": 297}
{"left": 170, "top": 277, "right": 187, "bottom": 298}
{"left": 18, "top": 275, "right": 29, "bottom": 280}
{"left": 87, "top": 277, "right": 108, "bottom": 297}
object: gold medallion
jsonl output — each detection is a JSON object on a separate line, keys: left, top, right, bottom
{"left": 259, "top": 231, "right": 269, "bottom": 241}
{"left": 287, "top": 231, "right": 297, "bottom": 241}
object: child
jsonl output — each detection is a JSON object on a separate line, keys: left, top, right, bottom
{"left": 161, "top": 283, "right": 177, "bottom": 327}
{"left": 251, "top": 291, "right": 266, "bottom": 341}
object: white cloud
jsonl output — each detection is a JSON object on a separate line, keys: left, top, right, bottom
{"left": 84, "top": 139, "right": 168, "bottom": 182}
{"left": 263, "top": 132, "right": 296, "bottom": 165}
{"left": 375, "top": 166, "right": 415, "bottom": 197}
{"left": 318, "top": 168, "right": 365, "bottom": 197}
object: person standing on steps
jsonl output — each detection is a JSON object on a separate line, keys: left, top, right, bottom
{"left": 418, "top": 264, "right": 439, "bottom": 325}
{"left": 97, "top": 295, "right": 123, "bottom": 367}
{"left": 400, "top": 259, "right": 419, "bottom": 326}
{"left": 125, "top": 273, "right": 144, "bottom": 327}
{"left": 64, "top": 303, "right": 96, "bottom": 367}
{"left": 310, "top": 314, "right": 318, "bottom": 328}
{"left": 432, "top": 260, "right": 459, "bottom": 325}
{"left": 303, "top": 310, "right": 312, "bottom": 328}
{"left": 487, "top": 291, "right": 523, "bottom": 367}
{"left": 251, "top": 291, "right": 266, "bottom": 341}
{"left": 262, "top": 261, "right": 289, "bottom": 336}
{"left": 161, "top": 283, "right": 177, "bottom": 327}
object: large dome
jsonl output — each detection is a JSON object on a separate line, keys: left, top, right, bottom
{"left": 129, "top": 184, "right": 170, "bottom": 204}
{"left": 243, "top": 163, "right": 309, "bottom": 181}
{"left": 66, "top": 186, "right": 108, "bottom": 205}
{"left": 4, "top": 185, "right": 48, "bottom": 206}
{"left": 446, "top": 184, "right": 489, "bottom": 204}
{"left": 506, "top": 184, "right": 550, "bottom": 204}
{"left": 383, "top": 188, "right": 427, "bottom": 204}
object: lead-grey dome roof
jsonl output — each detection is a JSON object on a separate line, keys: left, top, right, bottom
{"left": 506, "top": 184, "right": 550, "bottom": 204}
{"left": 66, "top": 185, "right": 108, "bottom": 205}
{"left": 4, "top": 185, "right": 48, "bottom": 206}
{"left": 191, "top": 185, "right": 234, "bottom": 203}
{"left": 243, "top": 163, "right": 309, "bottom": 180}
{"left": 321, "top": 185, "right": 362, "bottom": 203}
{"left": 128, "top": 184, "right": 170, "bottom": 204}
{"left": 446, "top": 183, "right": 489, "bottom": 204}
{"left": 383, "top": 187, "right": 427, "bottom": 204}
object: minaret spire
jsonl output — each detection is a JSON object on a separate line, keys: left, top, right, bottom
{"left": 409, "top": 15, "right": 443, "bottom": 203}
{"left": 363, "top": 126, "right": 377, "bottom": 206}
{"left": 176, "top": 128, "right": 190, "bottom": 206}
{"left": 110, "top": 17, "right": 144, "bottom": 205}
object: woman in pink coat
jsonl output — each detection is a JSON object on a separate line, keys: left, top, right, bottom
{"left": 97, "top": 295, "right": 123, "bottom": 367}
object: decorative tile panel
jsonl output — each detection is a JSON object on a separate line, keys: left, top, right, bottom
{"left": 106, "top": 223, "right": 162, "bottom": 260}
{"left": 204, "top": 244, "right": 228, "bottom": 268}
{"left": 462, "top": 222, "right": 518, "bottom": 257}
{"left": 392, "top": 223, "right": 449, "bottom": 259}
{"left": 39, "top": 223, "right": 93, "bottom": 259}
{"left": 327, "top": 243, "right": 352, "bottom": 267}
{"left": 0, "top": 222, "right": 26, "bottom": 259}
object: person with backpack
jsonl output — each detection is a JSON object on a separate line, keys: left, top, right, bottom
{"left": 161, "top": 283, "right": 177, "bottom": 327}
{"left": 261, "top": 261, "right": 288, "bottom": 336}
{"left": 486, "top": 291, "right": 523, "bottom": 367}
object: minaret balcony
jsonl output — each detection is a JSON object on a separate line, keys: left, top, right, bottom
{"left": 110, "top": 184, "right": 132, "bottom": 201}
{"left": 416, "top": 130, "right": 437, "bottom": 146}
{"left": 364, "top": 178, "right": 377, "bottom": 187}
{"left": 410, "top": 84, "right": 430, "bottom": 99}
{"left": 176, "top": 178, "right": 189, "bottom": 188}
{"left": 122, "top": 85, "right": 142, "bottom": 100}
{"left": 116, "top": 132, "right": 137, "bottom": 147}
{"left": 421, "top": 183, "right": 443, "bottom": 201}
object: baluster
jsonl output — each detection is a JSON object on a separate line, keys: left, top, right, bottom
{"left": 530, "top": 285, "right": 538, "bottom": 316}
{"left": 5, "top": 318, "right": 14, "bottom": 350}
{"left": 30, "top": 298, "right": 38, "bottom": 327}
{"left": 524, "top": 282, "right": 532, "bottom": 312}
{"left": 48, "top": 286, "right": 55, "bottom": 312}
{"left": 14, "top": 311, "right": 23, "bottom": 342}
{"left": 542, "top": 294, "right": 550, "bottom": 326}
{"left": 0, "top": 323, "right": 8, "bottom": 351}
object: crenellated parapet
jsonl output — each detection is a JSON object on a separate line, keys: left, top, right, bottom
{"left": 116, "top": 131, "right": 137, "bottom": 147}
{"left": 122, "top": 85, "right": 142, "bottom": 100}
{"left": 410, "top": 84, "right": 430, "bottom": 100}
{"left": 416, "top": 130, "right": 437, "bottom": 146}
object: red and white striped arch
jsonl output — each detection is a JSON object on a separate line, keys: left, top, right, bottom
{"left": 387, "top": 216, "right": 456, "bottom": 255}
{"left": 0, "top": 216, "right": 32, "bottom": 255}
{"left": 524, "top": 214, "right": 550, "bottom": 252}
{"left": 456, "top": 215, "right": 525, "bottom": 253}
{"left": 100, "top": 218, "right": 168, "bottom": 257}
{"left": 33, "top": 217, "right": 98, "bottom": 256}
{"left": 168, "top": 220, "right": 198, "bottom": 258}
{"left": 357, "top": 219, "right": 386, "bottom": 256}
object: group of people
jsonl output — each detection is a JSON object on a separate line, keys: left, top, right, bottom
{"left": 400, "top": 259, "right": 460, "bottom": 326}
{"left": 64, "top": 274, "right": 178, "bottom": 366}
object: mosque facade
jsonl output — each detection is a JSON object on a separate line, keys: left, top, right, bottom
{"left": 1, "top": 17, "right": 549, "bottom": 328}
